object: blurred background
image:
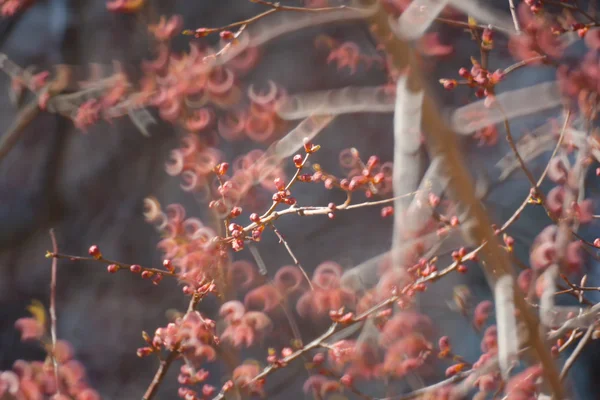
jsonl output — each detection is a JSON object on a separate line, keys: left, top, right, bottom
{"left": 0, "top": 0, "right": 599, "bottom": 398}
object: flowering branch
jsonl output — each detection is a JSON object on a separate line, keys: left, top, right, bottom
{"left": 368, "top": 4, "right": 564, "bottom": 398}
{"left": 46, "top": 249, "right": 177, "bottom": 280}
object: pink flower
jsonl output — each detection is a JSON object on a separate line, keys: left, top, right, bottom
{"left": 273, "top": 266, "right": 308, "bottom": 298}
{"left": 546, "top": 185, "right": 565, "bottom": 217}
{"left": 302, "top": 375, "right": 341, "bottom": 397}
{"left": 480, "top": 325, "right": 498, "bottom": 353}
{"left": 473, "top": 300, "right": 494, "bottom": 330}
{"left": 585, "top": 28, "right": 600, "bottom": 50}
{"left": 0, "top": 0, "right": 33, "bottom": 16}
{"left": 220, "top": 310, "right": 272, "bottom": 348}
{"left": 0, "top": 371, "right": 19, "bottom": 397}
{"left": 244, "top": 284, "right": 282, "bottom": 315}
{"left": 149, "top": 15, "right": 183, "bottom": 42}
{"left": 232, "top": 363, "right": 264, "bottom": 396}
{"left": 106, "top": 0, "right": 144, "bottom": 13}
{"left": 14, "top": 317, "right": 44, "bottom": 341}
{"left": 505, "top": 365, "right": 542, "bottom": 399}
{"left": 517, "top": 269, "right": 534, "bottom": 293}
{"left": 417, "top": 33, "right": 453, "bottom": 57}
{"left": 73, "top": 99, "right": 102, "bottom": 132}
{"left": 474, "top": 124, "right": 499, "bottom": 147}
{"left": 379, "top": 312, "right": 433, "bottom": 348}
{"left": 508, "top": 4, "right": 563, "bottom": 62}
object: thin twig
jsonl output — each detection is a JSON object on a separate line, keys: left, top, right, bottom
{"left": 49, "top": 229, "right": 61, "bottom": 395}
{"left": 142, "top": 350, "right": 179, "bottom": 400}
{"left": 271, "top": 224, "right": 314, "bottom": 291}
{"left": 508, "top": 0, "right": 521, "bottom": 32}
{"left": 47, "top": 253, "right": 176, "bottom": 277}
{"left": 559, "top": 323, "right": 595, "bottom": 381}
{"left": 183, "top": 1, "right": 357, "bottom": 36}
{"left": 499, "top": 109, "right": 571, "bottom": 232}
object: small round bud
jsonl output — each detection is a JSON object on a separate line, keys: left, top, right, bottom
{"left": 328, "top": 202, "right": 336, "bottom": 211}
{"left": 152, "top": 273, "right": 163, "bottom": 285}
{"left": 141, "top": 271, "right": 153, "bottom": 279}
{"left": 107, "top": 264, "right": 119, "bottom": 273}
{"left": 440, "top": 79, "right": 457, "bottom": 90}
{"left": 366, "top": 155, "right": 380, "bottom": 169}
{"left": 293, "top": 154, "right": 303, "bottom": 167}
{"left": 137, "top": 347, "right": 154, "bottom": 357}
{"left": 163, "top": 259, "right": 174, "bottom": 272}
{"left": 381, "top": 206, "right": 394, "bottom": 218}
{"left": 220, "top": 30, "right": 235, "bottom": 41}
{"left": 88, "top": 245, "right": 102, "bottom": 259}
{"left": 340, "top": 374, "right": 353, "bottom": 387}
{"left": 312, "top": 353, "right": 325, "bottom": 365}
{"left": 194, "top": 28, "right": 210, "bottom": 38}
{"left": 298, "top": 174, "right": 312, "bottom": 182}
{"left": 458, "top": 67, "right": 470, "bottom": 78}
{"left": 274, "top": 177, "right": 285, "bottom": 191}
{"left": 215, "top": 162, "right": 229, "bottom": 176}
{"left": 250, "top": 213, "right": 261, "bottom": 223}
{"left": 457, "top": 264, "right": 468, "bottom": 274}
{"left": 230, "top": 206, "right": 242, "bottom": 217}
{"left": 130, "top": 264, "right": 142, "bottom": 273}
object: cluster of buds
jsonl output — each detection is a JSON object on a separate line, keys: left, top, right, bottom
{"left": 440, "top": 57, "right": 505, "bottom": 101}
{"left": 336, "top": 149, "right": 393, "bottom": 196}
{"left": 266, "top": 347, "right": 293, "bottom": 368}
{"left": 408, "top": 257, "right": 438, "bottom": 278}
{"left": 138, "top": 312, "right": 218, "bottom": 367}
{"left": 329, "top": 307, "right": 355, "bottom": 324}
{"left": 451, "top": 247, "right": 469, "bottom": 274}
{"left": 271, "top": 177, "right": 297, "bottom": 206}
{"left": 323, "top": 39, "right": 383, "bottom": 74}
{"left": 177, "top": 383, "right": 216, "bottom": 400}
{"left": 228, "top": 223, "right": 246, "bottom": 252}
{"left": 67, "top": 65, "right": 133, "bottom": 131}
{"left": 90, "top": 243, "right": 172, "bottom": 285}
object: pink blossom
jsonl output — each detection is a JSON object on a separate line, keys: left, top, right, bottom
{"left": 273, "top": 266, "right": 307, "bottom": 297}
{"left": 585, "top": 28, "right": 600, "bottom": 50}
{"left": 14, "top": 317, "right": 44, "bottom": 341}
{"left": 149, "top": 15, "right": 183, "bottom": 42}
{"left": 232, "top": 363, "right": 263, "bottom": 396}
{"left": 473, "top": 300, "right": 493, "bottom": 330}
{"left": 509, "top": 4, "right": 563, "bottom": 62}
{"left": 379, "top": 312, "right": 433, "bottom": 348}
{"left": 418, "top": 33, "right": 454, "bottom": 57}
{"left": 505, "top": 365, "right": 542, "bottom": 399}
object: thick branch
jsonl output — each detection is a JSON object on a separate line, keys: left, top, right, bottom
{"left": 367, "top": 3, "right": 564, "bottom": 398}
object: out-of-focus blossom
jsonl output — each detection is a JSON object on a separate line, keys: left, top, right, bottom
{"left": 149, "top": 15, "right": 183, "bottom": 42}
{"left": 0, "top": 0, "right": 33, "bottom": 16}
{"left": 106, "top": 0, "right": 144, "bottom": 13}
{"left": 219, "top": 301, "right": 272, "bottom": 348}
